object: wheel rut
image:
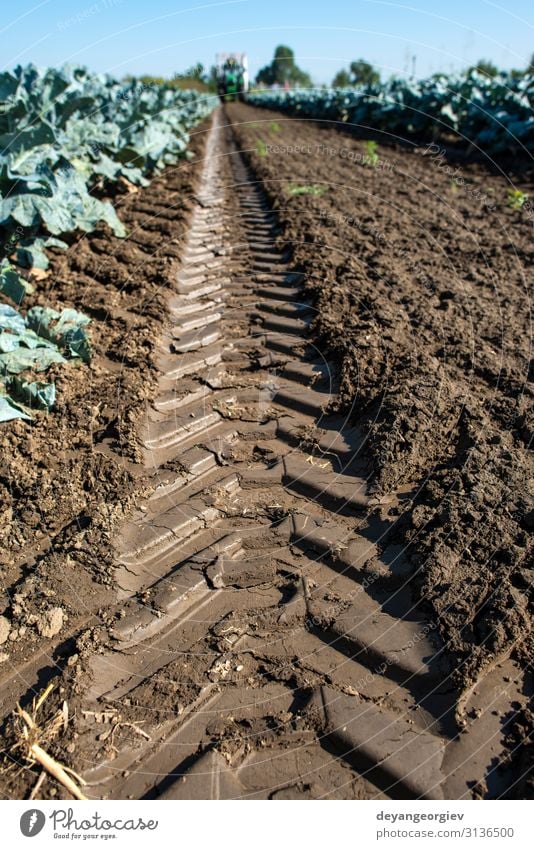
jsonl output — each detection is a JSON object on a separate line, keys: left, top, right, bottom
{"left": 67, "top": 107, "right": 527, "bottom": 801}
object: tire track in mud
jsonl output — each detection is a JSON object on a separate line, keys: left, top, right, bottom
{"left": 31, "top": 107, "right": 528, "bottom": 800}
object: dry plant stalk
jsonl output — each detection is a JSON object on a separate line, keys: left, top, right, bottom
{"left": 14, "top": 683, "right": 87, "bottom": 801}
{"left": 29, "top": 770, "right": 46, "bottom": 800}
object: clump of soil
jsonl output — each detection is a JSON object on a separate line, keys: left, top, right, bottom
{"left": 227, "top": 103, "right": 533, "bottom": 687}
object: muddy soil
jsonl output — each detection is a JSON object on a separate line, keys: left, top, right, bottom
{"left": 0, "top": 104, "right": 531, "bottom": 801}
{"left": 227, "top": 103, "right": 533, "bottom": 752}
{"left": 0, "top": 117, "right": 212, "bottom": 697}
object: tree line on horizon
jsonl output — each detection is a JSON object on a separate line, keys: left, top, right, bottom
{"left": 137, "top": 45, "right": 534, "bottom": 91}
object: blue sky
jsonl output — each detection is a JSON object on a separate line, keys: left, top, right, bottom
{"left": 3, "top": 0, "right": 533, "bottom": 83}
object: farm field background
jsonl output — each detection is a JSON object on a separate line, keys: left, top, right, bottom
{"left": 0, "top": 5, "right": 532, "bottom": 807}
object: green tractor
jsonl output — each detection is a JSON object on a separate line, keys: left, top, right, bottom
{"left": 216, "top": 53, "right": 249, "bottom": 102}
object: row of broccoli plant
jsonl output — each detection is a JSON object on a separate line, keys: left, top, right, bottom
{"left": 0, "top": 270, "right": 90, "bottom": 422}
{"left": 0, "top": 64, "right": 216, "bottom": 421}
{"left": 247, "top": 70, "right": 534, "bottom": 155}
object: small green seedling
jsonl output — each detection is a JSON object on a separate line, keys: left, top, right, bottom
{"left": 255, "top": 139, "right": 268, "bottom": 157}
{"left": 286, "top": 183, "right": 328, "bottom": 196}
{"left": 363, "top": 140, "right": 379, "bottom": 166}
{"left": 507, "top": 189, "right": 529, "bottom": 209}
{"left": 270, "top": 122, "right": 281, "bottom": 134}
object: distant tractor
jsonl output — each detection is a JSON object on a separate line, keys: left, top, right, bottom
{"left": 216, "top": 53, "right": 249, "bottom": 101}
